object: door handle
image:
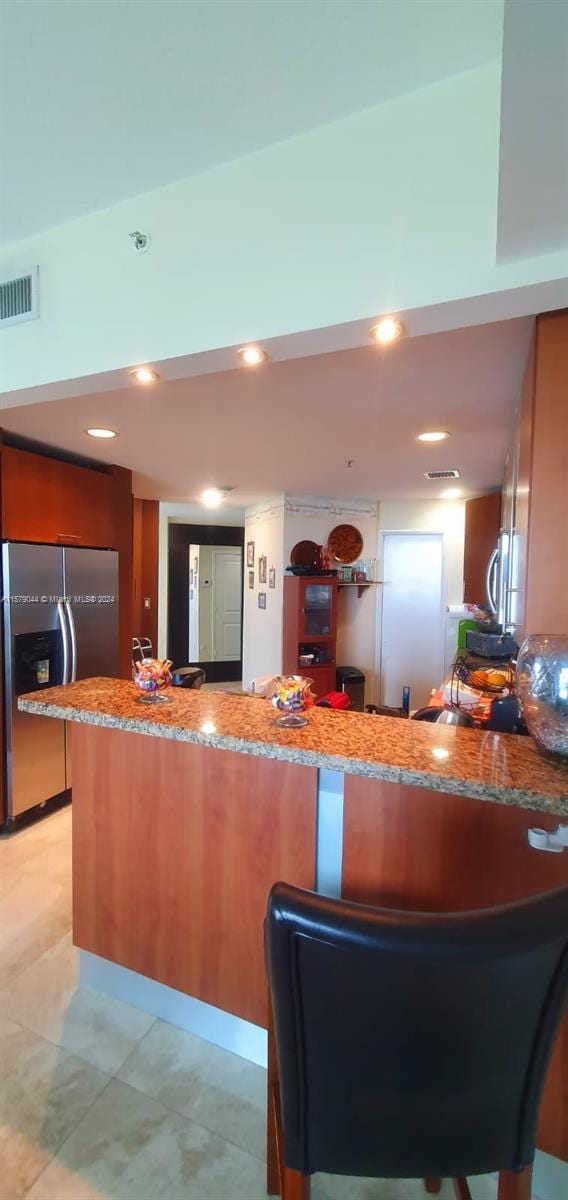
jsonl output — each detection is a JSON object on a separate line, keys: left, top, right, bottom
{"left": 57, "top": 601, "right": 70, "bottom": 684}
{"left": 486, "top": 548, "right": 498, "bottom": 614}
{"left": 65, "top": 600, "right": 77, "bottom": 682}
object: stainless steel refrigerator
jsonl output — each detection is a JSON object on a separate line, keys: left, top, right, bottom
{"left": 2, "top": 542, "right": 119, "bottom": 822}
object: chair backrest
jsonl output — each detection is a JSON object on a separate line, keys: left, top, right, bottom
{"left": 132, "top": 636, "right": 153, "bottom": 669}
{"left": 265, "top": 882, "right": 568, "bottom": 1180}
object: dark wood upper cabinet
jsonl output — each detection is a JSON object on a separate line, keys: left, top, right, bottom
{"left": 1, "top": 446, "right": 116, "bottom": 548}
{"left": 463, "top": 493, "right": 501, "bottom": 605}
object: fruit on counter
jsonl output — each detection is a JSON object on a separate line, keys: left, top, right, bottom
{"left": 486, "top": 669, "right": 511, "bottom": 688}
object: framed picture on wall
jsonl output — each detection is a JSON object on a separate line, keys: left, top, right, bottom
{"left": 258, "top": 555, "right": 267, "bottom": 584}
{"left": 248, "top": 570, "right": 255, "bottom": 589}
{"left": 258, "top": 592, "right": 266, "bottom": 609}
{"left": 247, "top": 541, "right": 255, "bottom": 568}
{"left": 268, "top": 567, "right": 276, "bottom": 589}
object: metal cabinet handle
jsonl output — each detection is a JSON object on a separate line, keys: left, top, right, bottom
{"left": 486, "top": 547, "right": 499, "bottom": 614}
{"left": 65, "top": 600, "right": 77, "bottom": 682}
{"left": 57, "top": 601, "right": 70, "bottom": 684}
{"left": 57, "top": 533, "right": 82, "bottom": 542}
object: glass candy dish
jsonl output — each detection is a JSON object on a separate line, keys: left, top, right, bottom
{"left": 271, "top": 675, "right": 314, "bottom": 728}
{"left": 133, "top": 658, "right": 173, "bottom": 704}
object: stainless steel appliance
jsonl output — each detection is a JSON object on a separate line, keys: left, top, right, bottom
{"left": 486, "top": 439, "right": 524, "bottom": 639}
{"left": 2, "top": 543, "right": 118, "bottom": 822}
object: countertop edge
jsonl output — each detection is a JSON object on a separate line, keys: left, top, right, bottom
{"left": 18, "top": 696, "right": 567, "bottom": 816}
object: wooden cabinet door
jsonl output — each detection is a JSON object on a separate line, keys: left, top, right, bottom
{"left": 463, "top": 494, "right": 501, "bottom": 605}
{"left": 298, "top": 579, "right": 337, "bottom": 641}
{"left": 2, "top": 447, "right": 115, "bottom": 547}
{"left": 342, "top": 776, "right": 568, "bottom": 1162}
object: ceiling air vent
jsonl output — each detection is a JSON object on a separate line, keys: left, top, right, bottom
{"left": 424, "top": 469, "right": 461, "bottom": 480}
{"left": 0, "top": 267, "right": 39, "bottom": 327}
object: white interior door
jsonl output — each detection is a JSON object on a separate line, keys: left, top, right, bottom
{"left": 212, "top": 550, "right": 242, "bottom": 661}
{"left": 380, "top": 532, "right": 444, "bottom": 710}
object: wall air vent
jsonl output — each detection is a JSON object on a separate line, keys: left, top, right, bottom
{"left": 424, "top": 469, "right": 461, "bottom": 480}
{"left": 0, "top": 267, "right": 39, "bottom": 326}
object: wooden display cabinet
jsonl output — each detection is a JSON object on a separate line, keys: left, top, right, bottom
{"left": 282, "top": 575, "right": 338, "bottom": 699}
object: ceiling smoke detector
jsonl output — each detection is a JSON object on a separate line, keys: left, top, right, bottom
{"left": 129, "top": 230, "right": 150, "bottom": 253}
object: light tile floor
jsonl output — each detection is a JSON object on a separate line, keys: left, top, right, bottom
{"left": 1, "top": 808, "right": 500, "bottom": 1200}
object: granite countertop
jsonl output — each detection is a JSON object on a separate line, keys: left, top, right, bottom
{"left": 18, "top": 677, "right": 568, "bottom": 815}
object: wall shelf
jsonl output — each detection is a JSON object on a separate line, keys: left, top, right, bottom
{"left": 337, "top": 581, "right": 383, "bottom": 598}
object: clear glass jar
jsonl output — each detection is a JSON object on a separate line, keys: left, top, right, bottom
{"left": 516, "top": 635, "right": 568, "bottom": 762}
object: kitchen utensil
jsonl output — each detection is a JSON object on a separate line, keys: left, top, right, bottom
{"left": 327, "top": 524, "right": 364, "bottom": 564}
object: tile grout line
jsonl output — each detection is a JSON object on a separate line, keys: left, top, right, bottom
{"left": 20, "top": 1075, "right": 118, "bottom": 1200}
{"left": 23, "top": 1075, "right": 271, "bottom": 1200}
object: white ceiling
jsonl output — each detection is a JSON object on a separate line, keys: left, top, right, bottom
{"left": 0, "top": 316, "right": 533, "bottom": 507}
{"left": 1, "top": 0, "right": 504, "bottom": 243}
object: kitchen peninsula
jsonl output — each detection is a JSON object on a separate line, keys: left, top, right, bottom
{"left": 19, "top": 679, "right": 568, "bottom": 1161}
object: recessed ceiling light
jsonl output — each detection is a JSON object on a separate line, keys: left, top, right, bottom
{"left": 85, "top": 427, "right": 117, "bottom": 439}
{"left": 441, "top": 488, "right": 461, "bottom": 500}
{"left": 201, "top": 487, "right": 225, "bottom": 508}
{"left": 130, "top": 366, "right": 159, "bottom": 384}
{"left": 369, "top": 316, "right": 405, "bottom": 345}
{"left": 237, "top": 345, "right": 268, "bottom": 366}
{"left": 417, "top": 430, "right": 450, "bottom": 443}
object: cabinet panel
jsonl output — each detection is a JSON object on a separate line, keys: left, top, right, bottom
{"left": 525, "top": 312, "right": 568, "bottom": 635}
{"left": 342, "top": 776, "right": 568, "bottom": 1161}
{"left": 2, "top": 447, "right": 115, "bottom": 548}
{"left": 72, "top": 726, "right": 317, "bottom": 1027}
{"left": 299, "top": 580, "right": 337, "bottom": 640}
{"left": 463, "top": 493, "right": 501, "bottom": 605}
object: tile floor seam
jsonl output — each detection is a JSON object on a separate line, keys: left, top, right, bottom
{"left": 111, "top": 1064, "right": 269, "bottom": 1167}
{"left": 0, "top": 945, "right": 157, "bottom": 1078}
{"left": 20, "top": 1074, "right": 118, "bottom": 1200}
{"left": 22, "top": 1074, "right": 270, "bottom": 1200}
{"left": 0, "top": 927, "right": 70, "bottom": 996}
{"left": 1, "top": 1012, "right": 113, "bottom": 1200}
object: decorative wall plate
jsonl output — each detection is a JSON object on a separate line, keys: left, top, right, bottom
{"left": 290, "top": 540, "right": 321, "bottom": 569}
{"left": 327, "top": 524, "right": 363, "bottom": 564}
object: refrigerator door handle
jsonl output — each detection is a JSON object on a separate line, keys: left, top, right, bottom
{"left": 57, "top": 600, "right": 71, "bottom": 684}
{"left": 66, "top": 600, "right": 78, "bottom": 682}
{"left": 486, "top": 547, "right": 499, "bottom": 615}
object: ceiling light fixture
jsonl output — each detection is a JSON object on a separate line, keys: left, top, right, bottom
{"left": 417, "top": 430, "right": 450, "bottom": 443}
{"left": 237, "top": 345, "right": 268, "bottom": 366}
{"left": 130, "top": 366, "right": 159, "bottom": 384}
{"left": 200, "top": 487, "right": 225, "bottom": 508}
{"left": 369, "top": 316, "right": 405, "bottom": 345}
{"left": 85, "top": 427, "right": 117, "bottom": 439}
{"left": 441, "top": 488, "right": 461, "bottom": 500}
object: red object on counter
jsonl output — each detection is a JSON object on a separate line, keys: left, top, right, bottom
{"left": 316, "top": 691, "right": 351, "bottom": 710}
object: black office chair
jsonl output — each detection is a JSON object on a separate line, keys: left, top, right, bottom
{"left": 265, "top": 882, "right": 568, "bottom": 1200}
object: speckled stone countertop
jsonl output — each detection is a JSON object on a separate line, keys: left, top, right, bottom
{"left": 19, "top": 678, "right": 568, "bottom": 815}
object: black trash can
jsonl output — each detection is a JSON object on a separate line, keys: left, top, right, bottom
{"left": 336, "top": 666, "right": 365, "bottom": 712}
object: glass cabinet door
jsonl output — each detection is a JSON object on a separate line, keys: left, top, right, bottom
{"left": 302, "top": 582, "right": 334, "bottom": 637}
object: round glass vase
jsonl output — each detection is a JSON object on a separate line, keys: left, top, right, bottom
{"left": 516, "top": 635, "right": 568, "bottom": 763}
